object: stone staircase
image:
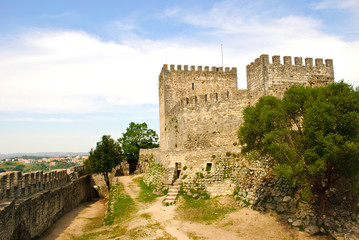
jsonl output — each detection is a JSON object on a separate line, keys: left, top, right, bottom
{"left": 163, "top": 178, "right": 181, "bottom": 206}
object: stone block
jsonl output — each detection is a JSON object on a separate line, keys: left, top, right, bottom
{"left": 305, "top": 225, "right": 319, "bottom": 235}
{"left": 292, "top": 220, "right": 303, "bottom": 227}
{"left": 283, "top": 196, "right": 292, "bottom": 202}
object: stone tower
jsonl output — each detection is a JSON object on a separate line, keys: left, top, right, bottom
{"left": 159, "top": 64, "right": 238, "bottom": 150}
{"left": 246, "top": 54, "right": 334, "bottom": 102}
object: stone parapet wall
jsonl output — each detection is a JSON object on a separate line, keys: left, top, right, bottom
{"left": 0, "top": 174, "right": 94, "bottom": 240}
{"left": 0, "top": 165, "right": 84, "bottom": 202}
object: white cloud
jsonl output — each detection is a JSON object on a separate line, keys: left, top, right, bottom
{"left": 1, "top": 1, "right": 359, "bottom": 116}
{"left": 36, "top": 11, "right": 74, "bottom": 19}
{"left": 0, "top": 31, "right": 163, "bottom": 113}
{"left": 161, "top": 2, "right": 359, "bottom": 88}
{"left": 0, "top": 30, "right": 244, "bottom": 114}
{"left": 313, "top": 0, "right": 359, "bottom": 10}
{"left": 0, "top": 117, "right": 78, "bottom": 122}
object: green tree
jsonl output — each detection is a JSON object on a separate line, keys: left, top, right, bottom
{"left": 13, "top": 164, "right": 25, "bottom": 171}
{"left": 23, "top": 163, "right": 48, "bottom": 173}
{"left": 239, "top": 82, "right": 359, "bottom": 215}
{"left": 85, "top": 135, "right": 122, "bottom": 191}
{"left": 118, "top": 122, "right": 159, "bottom": 173}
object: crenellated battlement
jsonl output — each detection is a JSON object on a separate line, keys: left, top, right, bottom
{"left": 179, "top": 89, "right": 248, "bottom": 108}
{"left": 0, "top": 166, "right": 85, "bottom": 202}
{"left": 247, "top": 54, "right": 333, "bottom": 69}
{"left": 246, "top": 54, "right": 334, "bottom": 102}
{"left": 162, "top": 64, "right": 237, "bottom": 73}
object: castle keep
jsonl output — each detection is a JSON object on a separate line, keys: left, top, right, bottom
{"left": 140, "top": 54, "right": 334, "bottom": 197}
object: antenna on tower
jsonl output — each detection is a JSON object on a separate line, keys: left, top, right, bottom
{"left": 221, "top": 43, "right": 224, "bottom": 68}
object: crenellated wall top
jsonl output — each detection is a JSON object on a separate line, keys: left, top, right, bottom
{"left": 246, "top": 54, "right": 333, "bottom": 69}
{"left": 0, "top": 165, "right": 85, "bottom": 202}
{"left": 161, "top": 64, "right": 237, "bottom": 74}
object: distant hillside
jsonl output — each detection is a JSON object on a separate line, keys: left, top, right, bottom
{"left": 0, "top": 152, "right": 89, "bottom": 158}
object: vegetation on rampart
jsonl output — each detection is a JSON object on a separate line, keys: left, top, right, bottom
{"left": 134, "top": 176, "right": 166, "bottom": 202}
{"left": 140, "top": 154, "right": 168, "bottom": 194}
{"left": 85, "top": 122, "right": 159, "bottom": 191}
{"left": 86, "top": 135, "right": 122, "bottom": 191}
{"left": 118, "top": 122, "right": 159, "bottom": 173}
{"left": 239, "top": 82, "right": 359, "bottom": 215}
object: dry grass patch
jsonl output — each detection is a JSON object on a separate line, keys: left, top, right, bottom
{"left": 176, "top": 195, "right": 239, "bottom": 224}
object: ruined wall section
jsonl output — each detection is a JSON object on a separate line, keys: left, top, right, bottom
{"left": 165, "top": 89, "right": 248, "bottom": 150}
{"left": 247, "top": 54, "right": 334, "bottom": 103}
{"left": 159, "top": 64, "right": 238, "bottom": 149}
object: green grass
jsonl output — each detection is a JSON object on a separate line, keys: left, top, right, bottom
{"left": 134, "top": 177, "right": 165, "bottom": 203}
{"left": 72, "top": 225, "right": 127, "bottom": 240}
{"left": 177, "top": 196, "right": 238, "bottom": 224}
{"left": 72, "top": 230, "right": 110, "bottom": 240}
{"left": 104, "top": 182, "right": 136, "bottom": 225}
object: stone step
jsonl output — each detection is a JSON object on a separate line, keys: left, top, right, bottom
{"left": 168, "top": 192, "right": 178, "bottom": 196}
{"left": 163, "top": 179, "right": 181, "bottom": 206}
{"left": 163, "top": 199, "right": 175, "bottom": 204}
{"left": 165, "top": 195, "right": 177, "bottom": 200}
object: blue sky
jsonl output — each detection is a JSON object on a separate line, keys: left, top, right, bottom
{"left": 0, "top": 0, "right": 359, "bottom": 154}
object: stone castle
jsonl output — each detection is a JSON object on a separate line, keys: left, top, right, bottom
{"left": 140, "top": 54, "right": 334, "bottom": 196}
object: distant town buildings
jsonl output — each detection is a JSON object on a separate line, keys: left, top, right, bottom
{"left": 0, "top": 155, "right": 88, "bottom": 165}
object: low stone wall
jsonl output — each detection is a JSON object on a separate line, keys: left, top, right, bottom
{"left": 232, "top": 160, "right": 359, "bottom": 238}
{"left": 0, "top": 166, "right": 96, "bottom": 240}
{"left": 142, "top": 159, "right": 166, "bottom": 191}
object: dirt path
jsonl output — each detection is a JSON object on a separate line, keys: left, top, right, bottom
{"left": 41, "top": 176, "right": 330, "bottom": 240}
{"left": 114, "top": 176, "right": 330, "bottom": 240}
{"left": 40, "top": 199, "right": 107, "bottom": 240}
{"left": 114, "top": 175, "right": 140, "bottom": 200}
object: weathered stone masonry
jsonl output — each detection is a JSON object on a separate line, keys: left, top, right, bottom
{"left": 139, "top": 54, "right": 334, "bottom": 197}
{"left": 0, "top": 166, "right": 96, "bottom": 240}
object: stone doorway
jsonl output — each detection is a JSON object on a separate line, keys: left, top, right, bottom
{"left": 175, "top": 162, "right": 182, "bottom": 179}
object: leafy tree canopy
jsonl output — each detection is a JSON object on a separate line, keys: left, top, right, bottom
{"left": 13, "top": 164, "right": 25, "bottom": 171}
{"left": 85, "top": 135, "right": 122, "bottom": 190}
{"left": 239, "top": 81, "right": 359, "bottom": 214}
{"left": 118, "top": 122, "right": 159, "bottom": 173}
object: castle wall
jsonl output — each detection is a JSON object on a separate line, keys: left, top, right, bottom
{"left": 247, "top": 54, "right": 334, "bottom": 102}
{"left": 165, "top": 89, "right": 248, "bottom": 150}
{"left": 0, "top": 166, "right": 96, "bottom": 240}
{"left": 159, "top": 64, "right": 238, "bottom": 149}
{"left": 139, "top": 146, "right": 241, "bottom": 188}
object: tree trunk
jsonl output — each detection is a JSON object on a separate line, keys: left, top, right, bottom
{"left": 103, "top": 172, "right": 111, "bottom": 191}
{"left": 318, "top": 189, "right": 327, "bottom": 216}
